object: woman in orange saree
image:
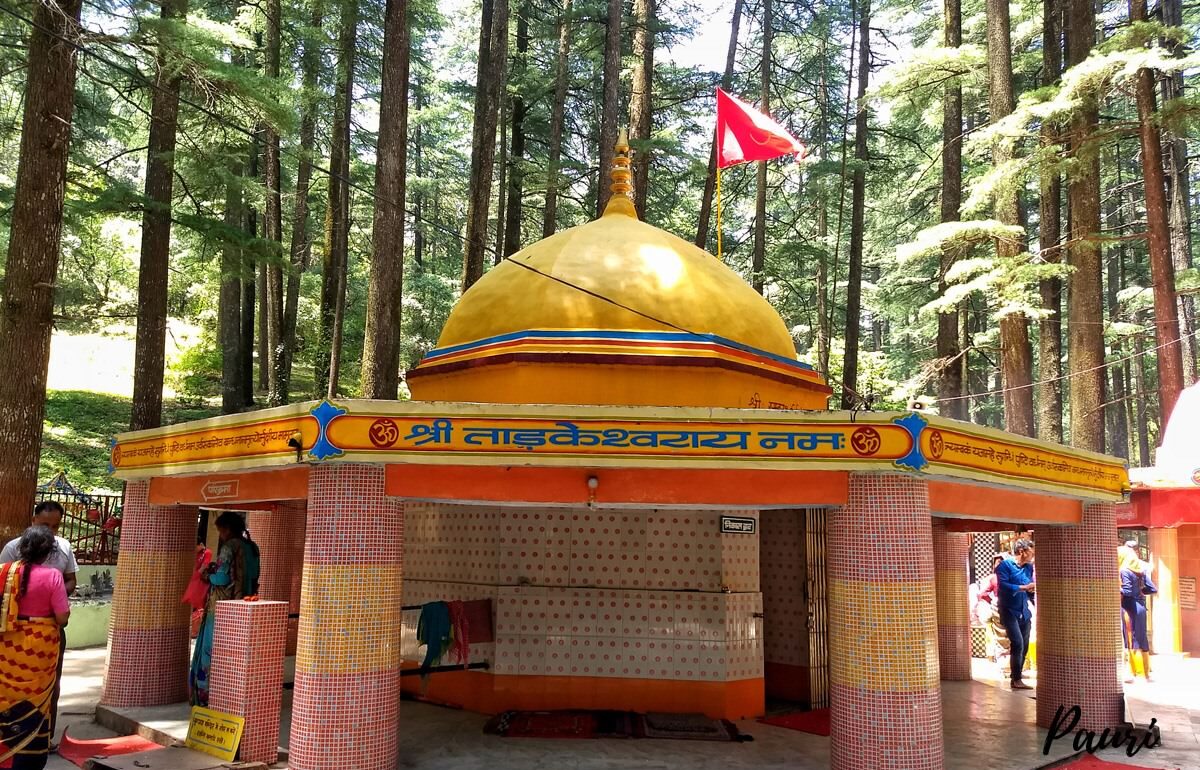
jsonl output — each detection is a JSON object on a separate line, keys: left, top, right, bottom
{"left": 0, "top": 527, "right": 69, "bottom": 770}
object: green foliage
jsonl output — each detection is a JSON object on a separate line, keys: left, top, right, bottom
{"left": 167, "top": 337, "right": 224, "bottom": 406}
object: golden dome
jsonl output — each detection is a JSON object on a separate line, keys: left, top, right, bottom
{"left": 407, "top": 134, "right": 830, "bottom": 409}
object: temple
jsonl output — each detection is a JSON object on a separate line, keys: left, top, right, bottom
{"left": 1123, "top": 381, "right": 1200, "bottom": 657}
{"left": 103, "top": 135, "right": 1131, "bottom": 770}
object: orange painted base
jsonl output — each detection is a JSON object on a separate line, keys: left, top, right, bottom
{"left": 764, "top": 661, "right": 810, "bottom": 704}
{"left": 400, "top": 667, "right": 765, "bottom": 720}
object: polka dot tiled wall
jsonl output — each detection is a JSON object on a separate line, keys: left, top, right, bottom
{"left": 401, "top": 504, "right": 764, "bottom": 683}
{"left": 210, "top": 600, "right": 287, "bottom": 765}
{"left": 249, "top": 502, "right": 306, "bottom": 654}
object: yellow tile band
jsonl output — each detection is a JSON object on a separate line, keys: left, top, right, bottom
{"left": 296, "top": 564, "right": 403, "bottom": 675}
{"left": 935, "top": 569, "right": 968, "bottom": 627}
{"left": 111, "top": 551, "right": 193, "bottom": 630}
{"left": 1036, "top": 577, "right": 1123, "bottom": 658}
{"left": 829, "top": 578, "right": 939, "bottom": 691}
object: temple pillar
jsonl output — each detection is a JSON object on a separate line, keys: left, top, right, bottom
{"left": 932, "top": 521, "right": 972, "bottom": 680}
{"left": 289, "top": 465, "right": 403, "bottom": 770}
{"left": 211, "top": 600, "right": 288, "bottom": 764}
{"left": 829, "top": 474, "right": 942, "bottom": 770}
{"left": 1035, "top": 503, "right": 1123, "bottom": 731}
{"left": 1148, "top": 527, "right": 1183, "bottom": 655}
{"left": 248, "top": 502, "right": 306, "bottom": 654}
{"left": 102, "top": 480, "right": 195, "bottom": 706}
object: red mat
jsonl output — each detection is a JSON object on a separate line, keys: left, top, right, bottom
{"left": 57, "top": 731, "right": 163, "bottom": 768}
{"left": 758, "top": 708, "right": 830, "bottom": 736}
{"left": 1055, "top": 756, "right": 1179, "bottom": 770}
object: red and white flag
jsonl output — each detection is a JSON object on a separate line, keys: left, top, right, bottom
{"left": 715, "top": 87, "right": 807, "bottom": 168}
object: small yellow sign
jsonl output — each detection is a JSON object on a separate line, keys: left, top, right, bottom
{"left": 185, "top": 706, "right": 245, "bottom": 762}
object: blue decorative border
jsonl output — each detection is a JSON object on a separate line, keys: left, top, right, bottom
{"left": 309, "top": 401, "right": 347, "bottom": 460}
{"left": 419, "top": 329, "right": 818, "bottom": 373}
{"left": 893, "top": 412, "right": 929, "bottom": 471}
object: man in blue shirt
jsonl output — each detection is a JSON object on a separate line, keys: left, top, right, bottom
{"left": 995, "top": 538, "right": 1036, "bottom": 689}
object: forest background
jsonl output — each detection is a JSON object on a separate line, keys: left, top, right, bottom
{"left": 0, "top": 0, "right": 1196, "bottom": 513}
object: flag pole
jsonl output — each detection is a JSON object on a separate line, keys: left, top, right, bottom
{"left": 716, "top": 165, "right": 723, "bottom": 260}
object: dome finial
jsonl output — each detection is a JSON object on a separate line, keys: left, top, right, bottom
{"left": 603, "top": 127, "right": 638, "bottom": 218}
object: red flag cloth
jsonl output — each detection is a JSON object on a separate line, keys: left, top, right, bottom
{"left": 716, "top": 87, "right": 806, "bottom": 168}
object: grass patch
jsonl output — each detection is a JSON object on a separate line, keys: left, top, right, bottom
{"left": 41, "top": 390, "right": 221, "bottom": 492}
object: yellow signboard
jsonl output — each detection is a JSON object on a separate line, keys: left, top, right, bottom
{"left": 108, "top": 400, "right": 1128, "bottom": 501}
{"left": 921, "top": 425, "right": 1126, "bottom": 497}
{"left": 185, "top": 706, "right": 245, "bottom": 762}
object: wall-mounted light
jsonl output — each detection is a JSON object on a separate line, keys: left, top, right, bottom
{"left": 587, "top": 476, "right": 599, "bottom": 508}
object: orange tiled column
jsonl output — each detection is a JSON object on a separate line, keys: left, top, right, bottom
{"left": 1035, "top": 503, "right": 1123, "bottom": 731}
{"left": 932, "top": 522, "right": 971, "bottom": 680}
{"left": 102, "top": 480, "right": 195, "bottom": 706}
{"left": 211, "top": 599, "right": 287, "bottom": 764}
{"left": 248, "top": 502, "right": 306, "bottom": 654}
{"left": 1148, "top": 527, "right": 1182, "bottom": 654}
{"left": 289, "top": 465, "right": 403, "bottom": 770}
{"left": 829, "top": 474, "right": 942, "bottom": 770}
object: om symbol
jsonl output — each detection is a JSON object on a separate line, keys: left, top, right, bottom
{"left": 368, "top": 418, "right": 400, "bottom": 448}
{"left": 111, "top": 444, "right": 123, "bottom": 468}
{"left": 928, "top": 430, "right": 945, "bottom": 460}
{"left": 850, "top": 427, "right": 882, "bottom": 456}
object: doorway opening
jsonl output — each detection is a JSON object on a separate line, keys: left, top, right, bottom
{"left": 759, "top": 507, "right": 829, "bottom": 716}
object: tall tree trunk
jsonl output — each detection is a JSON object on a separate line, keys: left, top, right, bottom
{"left": 1130, "top": 0, "right": 1184, "bottom": 423}
{"left": 842, "top": 0, "right": 871, "bottom": 409}
{"left": 130, "top": 0, "right": 188, "bottom": 432}
{"left": 0, "top": 0, "right": 83, "bottom": 535}
{"left": 1160, "top": 0, "right": 1196, "bottom": 383}
{"left": 1133, "top": 325, "right": 1152, "bottom": 464}
{"left": 752, "top": 0, "right": 772, "bottom": 295}
{"left": 263, "top": 0, "right": 284, "bottom": 399}
{"left": 1106, "top": 182, "right": 1129, "bottom": 459}
{"left": 542, "top": 0, "right": 573, "bottom": 238}
{"left": 494, "top": 97, "right": 508, "bottom": 262}
{"left": 413, "top": 77, "right": 426, "bottom": 272}
{"left": 220, "top": 163, "right": 244, "bottom": 414}
{"left": 937, "top": 0, "right": 965, "bottom": 420}
{"left": 816, "top": 200, "right": 830, "bottom": 376}
{"left": 462, "top": 0, "right": 509, "bottom": 289}
{"left": 695, "top": 0, "right": 744, "bottom": 248}
{"left": 596, "top": 0, "right": 622, "bottom": 214}
{"left": 502, "top": 3, "right": 529, "bottom": 254}
{"left": 1065, "top": 0, "right": 1106, "bottom": 451}
{"left": 987, "top": 0, "right": 1034, "bottom": 436}
{"left": 315, "top": 0, "right": 357, "bottom": 397}
{"left": 242, "top": 183, "right": 258, "bottom": 406}
{"left": 360, "top": 0, "right": 411, "bottom": 399}
{"left": 256, "top": 261, "right": 267, "bottom": 390}
{"left": 274, "top": 0, "right": 323, "bottom": 406}
{"left": 1036, "top": 0, "right": 1064, "bottom": 443}
{"left": 629, "top": 0, "right": 654, "bottom": 217}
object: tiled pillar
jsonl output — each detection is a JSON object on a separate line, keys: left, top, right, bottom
{"left": 1148, "top": 527, "right": 1182, "bottom": 654}
{"left": 248, "top": 503, "right": 306, "bottom": 654}
{"left": 1035, "top": 503, "right": 1123, "bottom": 731}
{"left": 290, "top": 465, "right": 403, "bottom": 770}
{"left": 211, "top": 600, "right": 287, "bottom": 764}
{"left": 102, "top": 480, "right": 195, "bottom": 706}
{"left": 829, "top": 474, "right": 942, "bottom": 770}
{"left": 932, "top": 521, "right": 972, "bottom": 680}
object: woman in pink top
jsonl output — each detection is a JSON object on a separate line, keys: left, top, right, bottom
{"left": 0, "top": 526, "right": 70, "bottom": 769}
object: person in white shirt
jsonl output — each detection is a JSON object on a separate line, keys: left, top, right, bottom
{"left": 0, "top": 500, "right": 78, "bottom": 750}
{"left": 0, "top": 501, "right": 78, "bottom": 595}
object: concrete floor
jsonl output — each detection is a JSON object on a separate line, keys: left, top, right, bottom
{"left": 51, "top": 649, "right": 1200, "bottom": 770}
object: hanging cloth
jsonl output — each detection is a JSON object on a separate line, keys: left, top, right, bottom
{"left": 447, "top": 600, "right": 469, "bottom": 666}
{"left": 416, "top": 601, "right": 453, "bottom": 672}
{"left": 181, "top": 547, "right": 212, "bottom": 611}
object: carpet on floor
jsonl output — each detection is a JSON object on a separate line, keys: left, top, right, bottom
{"left": 484, "top": 710, "right": 749, "bottom": 742}
{"left": 57, "top": 731, "right": 163, "bottom": 768}
{"left": 1051, "top": 755, "right": 1179, "bottom": 770}
{"left": 757, "top": 708, "right": 830, "bottom": 736}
